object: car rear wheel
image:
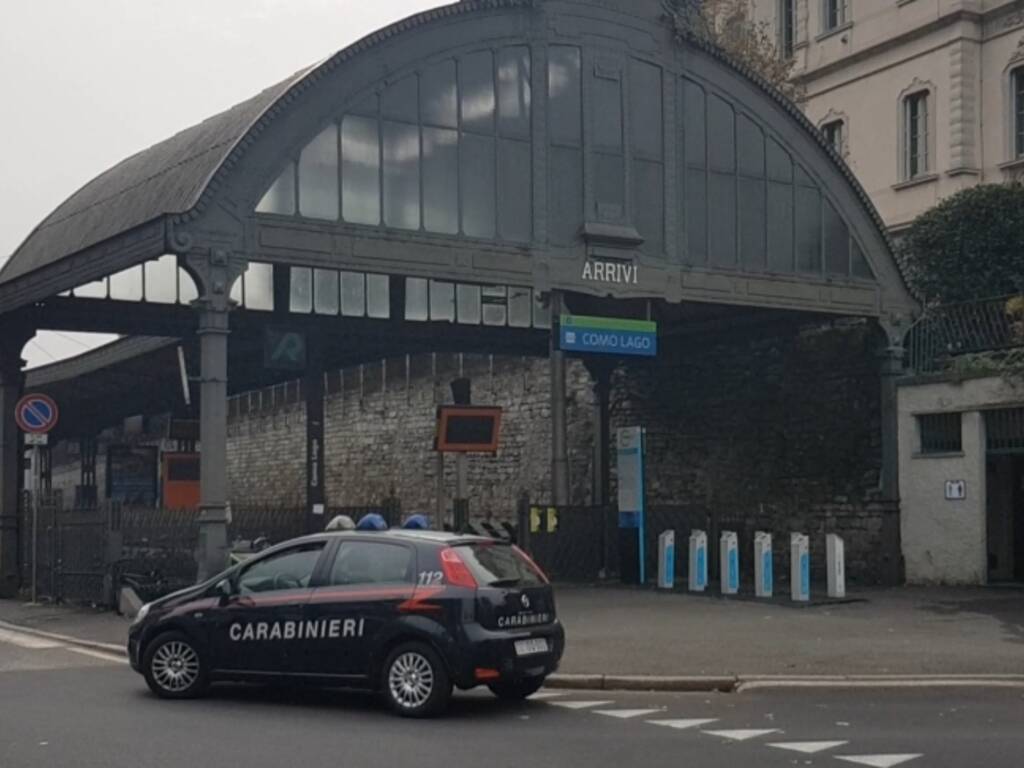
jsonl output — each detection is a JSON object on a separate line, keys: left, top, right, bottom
{"left": 382, "top": 642, "right": 451, "bottom": 718}
{"left": 142, "top": 631, "right": 209, "bottom": 699}
{"left": 488, "top": 677, "right": 546, "bottom": 701}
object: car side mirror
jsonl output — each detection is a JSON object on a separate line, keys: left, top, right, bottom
{"left": 215, "top": 578, "right": 234, "bottom": 603}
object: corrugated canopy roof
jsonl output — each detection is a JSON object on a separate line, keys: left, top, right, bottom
{"left": 0, "top": 67, "right": 313, "bottom": 286}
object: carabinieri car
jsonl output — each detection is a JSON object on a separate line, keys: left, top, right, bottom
{"left": 128, "top": 530, "right": 565, "bottom": 717}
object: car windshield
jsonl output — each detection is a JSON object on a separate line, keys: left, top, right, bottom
{"left": 454, "top": 544, "right": 546, "bottom": 587}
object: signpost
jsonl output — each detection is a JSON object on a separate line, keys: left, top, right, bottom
{"left": 559, "top": 315, "right": 657, "bottom": 358}
{"left": 617, "top": 426, "right": 646, "bottom": 584}
{"left": 15, "top": 394, "right": 59, "bottom": 604}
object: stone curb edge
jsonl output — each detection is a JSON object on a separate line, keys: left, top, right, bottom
{"left": 547, "top": 672, "right": 1024, "bottom": 693}
{"left": 5, "top": 620, "right": 1024, "bottom": 692}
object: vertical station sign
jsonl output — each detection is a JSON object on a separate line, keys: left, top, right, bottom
{"left": 617, "top": 426, "right": 647, "bottom": 583}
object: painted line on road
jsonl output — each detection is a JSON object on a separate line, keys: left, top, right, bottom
{"left": 702, "top": 729, "right": 781, "bottom": 742}
{"left": 646, "top": 718, "right": 719, "bottom": 730}
{"left": 66, "top": 646, "right": 129, "bottom": 665}
{"left": 529, "top": 692, "right": 567, "bottom": 700}
{"left": 593, "top": 709, "right": 663, "bottom": 719}
{"left": 549, "top": 700, "right": 615, "bottom": 710}
{"left": 835, "top": 755, "right": 922, "bottom": 767}
{"left": 0, "top": 627, "right": 64, "bottom": 650}
{"left": 767, "top": 741, "right": 848, "bottom": 754}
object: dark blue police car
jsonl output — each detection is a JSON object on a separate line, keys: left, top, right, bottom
{"left": 128, "top": 530, "right": 565, "bottom": 717}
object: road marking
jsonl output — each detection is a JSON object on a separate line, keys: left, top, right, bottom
{"left": 767, "top": 741, "right": 848, "bottom": 754}
{"left": 835, "top": 755, "right": 922, "bottom": 767}
{"left": 529, "top": 692, "right": 566, "bottom": 700}
{"left": 593, "top": 709, "right": 662, "bottom": 719}
{"left": 66, "top": 646, "right": 129, "bottom": 665}
{"left": 702, "top": 729, "right": 781, "bottom": 742}
{"left": 647, "top": 719, "right": 719, "bottom": 730}
{"left": 549, "top": 700, "right": 615, "bottom": 710}
{"left": 0, "top": 627, "right": 63, "bottom": 650}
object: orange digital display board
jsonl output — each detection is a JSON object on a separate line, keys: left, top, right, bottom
{"left": 435, "top": 406, "right": 502, "bottom": 453}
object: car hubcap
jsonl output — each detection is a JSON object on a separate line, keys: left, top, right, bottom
{"left": 151, "top": 641, "right": 200, "bottom": 692}
{"left": 388, "top": 651, "right": 434, "bottom": 709}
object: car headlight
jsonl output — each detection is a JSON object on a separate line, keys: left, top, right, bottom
{"left": 132, "top": 603, "right": 151, "bottom": 625}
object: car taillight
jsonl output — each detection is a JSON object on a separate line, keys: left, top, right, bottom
{"left": 513, "top": 545, "right": 550, "bottom": 584}
{"left": 441, "top": 548, "right": 478, "bottom": 589}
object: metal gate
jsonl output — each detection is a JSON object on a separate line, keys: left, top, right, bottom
{"left": 18, "top": 491, "right": 60, "bottom": 601}
{"left": 56, "top": 509, "right": 112, "bottom": 604}
{"left": 521, "top": 505, "right": 615, "bottom": 582}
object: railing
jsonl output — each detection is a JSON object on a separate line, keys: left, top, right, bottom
{"left": 906, "top": 295, "right": 1024, "bottom": 374}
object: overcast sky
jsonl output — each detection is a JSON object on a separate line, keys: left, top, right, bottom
{"left": 0, "top": 0, "right": 441, "bottom": 368}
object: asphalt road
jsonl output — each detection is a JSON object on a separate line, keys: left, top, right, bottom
{"left": 1, "top": 627, "right": 1022, "bottom": 768}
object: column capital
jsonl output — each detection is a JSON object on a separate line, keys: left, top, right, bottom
{"left": 185, "top": 249, "right": 248, "bottom": 314}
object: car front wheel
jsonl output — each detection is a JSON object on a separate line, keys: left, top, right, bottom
{"left": 142, "top": 631, "right": 209, "bottom": 699}
{"left": 382, "top": 642, "right": 452, "bottom": 718}
{"left": 488, "top": 677, "right": 546, "bottom": 701}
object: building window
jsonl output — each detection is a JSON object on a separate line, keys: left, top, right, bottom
{"left": 918, "top": 413, "right": 962, "bottom": 455}
{"left": 779, "top": 0, "right": 795, "bottom": 58}
{"left": 1013, "top": 66, "right": 1024, "bottom": 159}
{"left": 821, "top": 119, "right": 844, "bottom": 155}
{"left": 822, "top": 0, "right": 848, "bottom": 32}
{"left": 902, "top": 91, "right": 930, "bottom": 180}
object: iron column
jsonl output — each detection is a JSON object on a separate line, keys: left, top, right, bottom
{"left": 550, "top": 292, "right": 570, "bottom": 505}
{"left": 0, "top": 337, "right": 27, "bottom": 598}
{"left": 188, "top": 250, "right": 247, "bottom": 583}
{"left": 879, "top": 342, "right": 906, "bottom": 501}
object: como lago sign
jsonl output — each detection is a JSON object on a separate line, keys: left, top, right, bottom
{"left": 559, "top": 315, "right": 658, "bottom": 358}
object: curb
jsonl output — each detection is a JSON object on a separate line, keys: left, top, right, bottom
{"left": 0, "top": 619, "right": 127, "bottom": 658}
{"left": 548, "top": 674, "right": 738, "bottom": 693}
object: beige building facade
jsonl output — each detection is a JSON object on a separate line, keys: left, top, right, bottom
{"left": 897, "top": 375, "right": 1024, "bottom": 584}
{"left": 752, "top": 0, "right": 1024, "bottom": 230}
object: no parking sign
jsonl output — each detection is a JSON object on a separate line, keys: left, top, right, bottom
{"left": 15, "top": 393, "right": 59, "bottom": 435}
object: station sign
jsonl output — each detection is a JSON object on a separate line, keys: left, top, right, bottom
{"left": 264, "top": 328, "right": 307, "bottom": 371}
{"left": 559, "top": 315, "right": 657, "bottom": 358}
{"left": 14, "top": 393, "right": 59, "bottom": 435}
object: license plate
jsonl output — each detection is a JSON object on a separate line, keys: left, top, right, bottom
{"left": 514, "top": 638, "right": 549, "bottom": 656}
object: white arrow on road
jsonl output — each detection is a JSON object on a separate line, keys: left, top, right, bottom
{"left": 646, "top": 719, "right": 719, "bottom": 730}
{"left": 702, "top": 729, "right": 781, "bottom": 741}
{"left": 836, "top": 755, "right": 923, "bottom": 767}
{"left": 549, "top": 701, "right": 614, "bottom": 710}
{"left": 767, "top": 741, "right": 848, "bottom": 754}
{"left": 594, "top": 709, "right": 663, "bottom": 719}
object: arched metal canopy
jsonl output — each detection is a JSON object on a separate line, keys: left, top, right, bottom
{"left": 0, "top": 0, "right": 916, "bottom": 324}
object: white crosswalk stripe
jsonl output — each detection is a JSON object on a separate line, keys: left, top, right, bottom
{"left": 548, "top": 700, "right": 615, "bottom": 710}
{"left": 702, "top": 729, "right": 781, "bottom": 742}
{"left": 528, "top": 692, "right": 566, "bottom": 700}
{"left": 835, "top": 755, "right": 923, "bottom": 767}
{"left": 593, "top": 709, "right": 662, "bottom": 719}
{"left": 646, "top": 719, "right": 719, "bottom": 730}
{"left": 767, "top": 741, "right": 848, "bottom": 754}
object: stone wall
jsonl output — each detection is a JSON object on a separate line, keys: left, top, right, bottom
{"left": 227, "top": 354, "right": 596, "bottom": 521}
{"left": 615, "top": 318, "right": 894, "bottom": 584}
{"left": 223, "top": 318, "right": 894, "bottom": 583}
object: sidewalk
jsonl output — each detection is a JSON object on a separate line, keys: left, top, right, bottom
{"left": 2, "top": 584, "right": 1022, "bottom": 678}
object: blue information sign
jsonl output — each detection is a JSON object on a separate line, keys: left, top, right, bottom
{"left": 559, "top": 315, "right": 657, "bottom": 358}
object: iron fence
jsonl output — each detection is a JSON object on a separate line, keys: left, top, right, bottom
{"left": 906, "top": 295, "right": 1024, "bottom": 374}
